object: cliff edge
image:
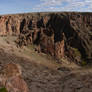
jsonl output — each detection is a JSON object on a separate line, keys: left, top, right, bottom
{"left": 0, "top": 12, "right": 92, "bottom": 64}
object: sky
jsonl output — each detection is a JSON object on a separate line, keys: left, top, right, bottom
{"left": 0, "top": 0, "right": 92, "bottom": 15}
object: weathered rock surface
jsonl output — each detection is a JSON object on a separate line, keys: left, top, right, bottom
{"left": 0, "top": 63, "right": 29, "bottom": 92}
{"left": 0, "top": 12, "right": 92, "bottom": 62}
{"left": 0, "top": 46, "right": 92, "bottom": 92}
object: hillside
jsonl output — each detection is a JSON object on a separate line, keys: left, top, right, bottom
{"left": 0, "top": 12, "right": 92, "bottom": 92}
{"left": 0, "top": 12, "right": 92, "bottom": 63}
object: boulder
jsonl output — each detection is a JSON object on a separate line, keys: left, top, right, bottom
{"left": 0, "top": 63, "right": 29, "bottom": 92}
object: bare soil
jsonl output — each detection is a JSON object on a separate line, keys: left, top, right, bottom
{"left": 0, "top": 36, "right": 92, "bottom": 92}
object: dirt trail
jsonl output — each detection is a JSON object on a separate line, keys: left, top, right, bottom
{"left": 0, "top": 36, "right": 92, "bottom": 92}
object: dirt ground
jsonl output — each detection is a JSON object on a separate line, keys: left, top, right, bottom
{"left": 0, "top": 36, "right": 92, "bottom": 92}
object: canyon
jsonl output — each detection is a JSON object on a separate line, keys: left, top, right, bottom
{"left": 0, "top": 12, "right": 92, "bottom": 63}
{"left": 0, "top": 12, "right": 92, "bottom": 92}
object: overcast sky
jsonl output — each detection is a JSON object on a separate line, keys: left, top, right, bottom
{"left": 0, "top": 0, "right": 92, "bottom": 15}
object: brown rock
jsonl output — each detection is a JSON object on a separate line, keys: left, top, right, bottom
{"left": 0, "top": 63, "right": 29, "bottom": 92}
{"left": 0, "top": 12, "right": 92, "bottom": 62}
{"left": 55, "top": 40, "right": 65, "bottom": 59}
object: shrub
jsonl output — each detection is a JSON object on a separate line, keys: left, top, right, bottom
{"left": 72, "top": 48, "right": 81, "bottom": 57}
{"left": 0, "top": 87, "right": 8, "bottom": 92}
{"left": 81, "top": 60, "right": 87, "bottom": 66}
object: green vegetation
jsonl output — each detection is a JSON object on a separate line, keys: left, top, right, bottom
{"left": 72, "top": 48, "right": 81, "bottom": 57}
{"left": 72, "top": 47, "right": 87, "bottom": 66}
{"left": 27, "top": 44, "right": 35, "bottom": 50}
{"left": 0, "top": 87, "right": 8, "bottom": 92}
{"left": 81, "top": 60, "right": 87, "bottom": 66}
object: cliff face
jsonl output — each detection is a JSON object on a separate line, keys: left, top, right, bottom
{"left": 0, "top": 15, "right": 20, "bottom": 35}
{"left": 0, "top": 12, "right": 92, "bottom": 62}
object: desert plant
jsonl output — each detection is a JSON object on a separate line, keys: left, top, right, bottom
{"left": 81, "top": 60, "right": 87, "bottom": 66}
{"left": 72, "top": 47, "right": 81, "bottom": 57}
{"left": 0, "top": 87, "right": 8, "bottom": 92}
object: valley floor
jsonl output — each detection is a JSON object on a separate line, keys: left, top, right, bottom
{"left": 0, "top": 36, "right": 92, "bottom": 92}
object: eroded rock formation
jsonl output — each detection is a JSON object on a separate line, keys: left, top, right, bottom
{"left": 0, "top": 63, "right": 29, "bottom": 92}
{"left": 0, "top": 12, "right": 92, "bottom": 62}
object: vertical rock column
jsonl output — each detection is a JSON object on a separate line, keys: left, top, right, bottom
{"left": 0, "top": 16, "right": 7, "bottom": 36}
{"left": 54, "top": 33, "right": 65, "bottom": 59}
{"left": 55, "top": 40, "right": 65, "bottom": 59}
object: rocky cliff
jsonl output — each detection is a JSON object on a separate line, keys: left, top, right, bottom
{"left": 0, "top": 12, "right": 92, "bottom": 63}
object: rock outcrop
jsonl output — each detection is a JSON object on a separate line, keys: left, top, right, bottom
{"left": 0, "top": 63, "right": 29, "bottom": 92}
{"left": 0, "top": 12, "right": 92, "bottom": 62}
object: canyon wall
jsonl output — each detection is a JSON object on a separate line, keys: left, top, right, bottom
{"left": 0, "top": 12, "right": 92, "bottom": 63}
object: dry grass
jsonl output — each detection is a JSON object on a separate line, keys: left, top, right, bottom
{"left": 0, "top": 36, "right": 92, "bottom": 92}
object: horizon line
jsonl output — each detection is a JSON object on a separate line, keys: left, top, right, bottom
{"left": 1, "top": 11, "right": 92, "bottom": 16}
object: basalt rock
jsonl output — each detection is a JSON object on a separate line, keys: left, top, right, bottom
{"left": 0, "top": 12, "right": 92, "bottom": 62}
{"left": 0, "top": 63, "right": 29, "bottom": 92}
